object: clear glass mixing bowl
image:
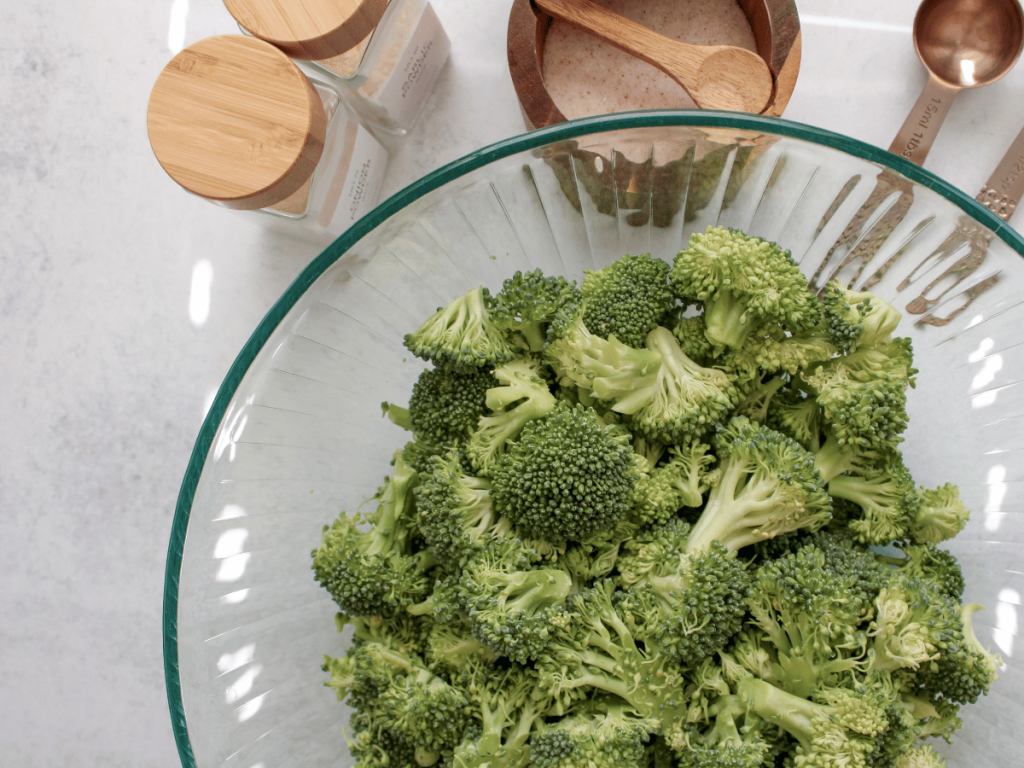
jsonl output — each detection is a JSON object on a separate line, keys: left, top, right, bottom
{"left": 164, "top": 112, "right": 1024, "bottom": 768}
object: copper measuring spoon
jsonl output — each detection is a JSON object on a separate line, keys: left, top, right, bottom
{"left": 809, "top": 0, "right": 1024, "bottom": 293}
{"left": 891, "top": 0, "right": 1024, "bottom": 165}
{"left": 532, "top": 0, "right": 774, "bottom": 113}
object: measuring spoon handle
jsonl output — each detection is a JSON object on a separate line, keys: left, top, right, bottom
{"left": 888, "top": 75, "right": 962, "bottom": 166}
{"left": 977, "top": 123, "right": 1024, "bottom": 220}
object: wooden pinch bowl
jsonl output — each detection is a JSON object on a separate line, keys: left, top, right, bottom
{"left": 508, "top": 0, "right": 801, "bottom": 129}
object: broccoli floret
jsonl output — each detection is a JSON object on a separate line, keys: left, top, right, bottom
{"left": 426, "top": 623, "right": 499, "bottom": 671}
{"left": 458, "top": 537, "right": 573, "bottom": 663}
{"left": 746, "top": 544, "right": 867, "bottom": 698}
{"left": 465, "top": 356, "right": 558, "bottom": 475}
{"left": 404, "top": 286, "right": 517, "bottom": 370}
{"left": 616, "top": 519, "right": 752, "bottom": 666}
{"left": 669, "top": 694, "right": 782, "bottom": 768}
{"left": 670, "top": 226, "right": 820, "bottom": 349}
{"left": 673, "top": 313, "right": 716, "bottom": 364}
{"left": 894, "top": 744, "right": 948, "bottom": 768}
{"left": 912, "top": 603, "right": 1001, "bottom": 705}
{"left": 827, "top": 449, "right": 919, "bottom": 546}
{"left": 765, "top": 384, "right": 825, "bottom": 451}
{"left": 864, "top": 575, "right": 961, "bottom": 674}
{"left": 325, "top": 641, "right": 470, "bottom": 757}
{"left": 549, "top": 323, "right": 738, "bottom": 443}
{"left": 531, "top": 698, "right": 658, "bottom": 768}
{"left": 582, "top": 253, "right": 676, "bottom": 348}
{"left": 536, "top": 579, "right": 689, "bottom": 722}
{"left": 312, "top": 453, "right": 435, "bottom": 617}
{"left": 452, "top": 663, "right": 548, "bottom": 768}
{"left": 908, "top": 483, "right": 969, "bottom": 545}
{"left": 876, "top": 543, "right": 965, "bottom": 601}
{"left": 489, "top": 403, "right": 638, "bottom": 542}
{"left": 490, "top": 269, "right": 582, "bottom": 351}
{"left": 738, "top": 677, "right": 881, "bottom": 768}
{"left": 631, "top": 439, "right": 716, "bottom": 526}
{"left": 802, "top": 338, "right": 918, "bottom": 455}
{"left": 414, "top": 449, "right": 511, "bottom": 566}
{"left": 408, "top": 366, "right": 493, "bottom": 449}
{"left": 685, "top": 417, "right": 832, "bottom": 554}
{"left": 820, "top": 281, "right": 901, "bottom": 354}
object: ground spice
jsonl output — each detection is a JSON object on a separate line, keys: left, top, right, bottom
{"left": 542, "top": 0, "right": 757, "bottom": 119}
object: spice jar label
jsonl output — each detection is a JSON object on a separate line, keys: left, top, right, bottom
{"left": 373, "top": 2, "right": 450, "bottom": 131}
{"left": 318, "top": 121, "right": 390, "bottom": 235}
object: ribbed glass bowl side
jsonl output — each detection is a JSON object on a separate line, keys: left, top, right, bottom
{"left": 165, "top": 112, "right": 1024, "bottom": 768}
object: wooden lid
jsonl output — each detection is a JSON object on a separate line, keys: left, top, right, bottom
{"left": 147, "top": 35, "right": 327, "bottom": 211}
{"left": 223, "top": 0, "right": 388, "bottom": 60}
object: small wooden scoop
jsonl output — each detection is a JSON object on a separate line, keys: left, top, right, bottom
{"left": 533, "top": 0, "right": 774, "bottom": 113}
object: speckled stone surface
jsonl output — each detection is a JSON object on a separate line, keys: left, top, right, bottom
{"left": 2, "top": 0, "right": 1024, "bottom": 765}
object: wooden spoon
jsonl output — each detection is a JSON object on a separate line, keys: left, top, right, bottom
{"left": 533, "top": 0, "right": 774, "bottom": 113}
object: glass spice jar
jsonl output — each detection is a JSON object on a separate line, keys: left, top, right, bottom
{"left": 223, "top": 0, "right": 451, "bottom": 135}
{"left": 147, "top": 35, "right": 390, "bottom": 239}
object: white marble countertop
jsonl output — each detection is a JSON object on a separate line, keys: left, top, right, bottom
{"left": 3, "top": 0, "right": 1024, "bottom": 764}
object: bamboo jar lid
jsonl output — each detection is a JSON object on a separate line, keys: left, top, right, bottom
{"left": 223, "top": 0, "right": 389, "bottom": 60}
{"left": 147, "top": 35, "right": 327, "bottom": 211}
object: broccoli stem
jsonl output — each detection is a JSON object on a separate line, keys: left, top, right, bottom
{"left": 686, "top": 460, "right": 784, "bottom": 553}
{"left": 704, "top": 289, "right": 756, "bottom": 348}
{"left": 737, "top": 677, "right": 817, "bottom": 750}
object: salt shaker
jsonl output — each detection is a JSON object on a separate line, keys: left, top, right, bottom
{"left": 147, "top": 35, "right": 390, "bottom": 238}
{"left": 223, "top": 0, "right": 451, "bottom": 134}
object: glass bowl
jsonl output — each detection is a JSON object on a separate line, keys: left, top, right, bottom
{"left": 164, "top": 111, "right": 1024, "bottom": 768}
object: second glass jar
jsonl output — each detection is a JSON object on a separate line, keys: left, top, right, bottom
{"left": 224, "top": 0, "right": 451, "bottom": 135}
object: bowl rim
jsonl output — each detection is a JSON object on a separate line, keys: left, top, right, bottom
{"left": 163, "top": 109, "right": 1024, "bottom": 768}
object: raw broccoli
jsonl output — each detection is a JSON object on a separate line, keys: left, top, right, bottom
{"left": 686, "top": 416, "right": 832, "bottom": 553}
{"left": 489, "top": 402, "right": 638, "bottom": 542}
{"left": 404, "top": 286, "right": 517, "bottom": 370}
{"left": 490, "top": 269, "right": 582, "bottom": 352}
{"left": 670, "top": 226, "right": 821, "bottom": 349}
{"left": 465, "top": 356, "right": 557, "bottom": 474}
{"left": 457, "top": 537, "right": 573, "bottom": 663}
{"left": 875, "top": 543, "right": 966, "bottom": 601}
{"left": 324, "top": 641, "right": 470, "bottom": 761}
{"left": 581, "top": 253, "right": 676, "bottom": 348}
{"left": 548, "top": 323, "right": 738, "bottom": 443}
{"left": 894, "top": 744, "right": 948, "bottom": 768}
{"left": 802, "top": 337, "right": 918, "bottom": 456}
{"left": 673, "top": 313, "right": 716, "bottom": 364}
{"left": 911, "top": 603, "right": 1001, "bottom": 705}
{"left": 530, "top": 698, "right": 658, "bottom": 768}
{"left": 631, "top": 439, "right": 716, "bottom": 526}
{"left": 414, "top": 448, "right": 511, "bottom": 566}
{"left": 668, "top": 694, "right": 781, "bottom": 768}
{"left": 408, "top": 365, "right": 493, "bottom": 450}
{"left": 820, "top": 280, "right": 901, "bottom": 354}
{"left": 738, "top": 677, "right": 882, "bottom": 768}
{"left": 908, "top": 483, "right": 970, "bottom": 545}
{"left": 452, "top": 663, "right": 548, "bottom": 768}
{"left": 312, "top": 452, "right": 435, "bottom": 617}
{"left": 826, "top": 449, "right": 920, "bottom": 546}
{"left": 535, "top": 579, "right": 690, "bottom": 722}
{"left": 616, "top": 518, "right": 752, "bottom": 666}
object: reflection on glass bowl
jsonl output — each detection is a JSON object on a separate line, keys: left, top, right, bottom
{"left": 165, "top": 111, "right": 1023, "bottom": 768}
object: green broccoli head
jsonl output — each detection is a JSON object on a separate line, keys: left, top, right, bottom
{"left": 828, "top": 449, "right": 919, "bottom": 546}
{"left": 909, "top": 483, "right": 970, "bottom": 545}
{"left": 404, "top": 286, "right": 517, "bottom": 370}
{"left": 408, "top": 365, "right": 493, "bottom": 449}
{"left": 458, "top": 537, "right": 573, "bottom": 663}
{"left": 821, "top": 281, "right": 902, "bottom": 354}
{"left": 912, "top": 603, "right": 1001, "bottom": 705}
{"left": 311, "top": 453, "right": 434, "bottom": 617}
{"left": 489, "top": 402, "right": 638, "bottom": 542}
{"left": 803, "top": 337, "right": 917, "bottom": 456}
{"left": 490, "top": 269, "right": 582, "bottom": 352}
{"left": 582, "top": 253, "right": 676, "bottom": 348}
{"left": 531, "top": 699, "right": 658, "bottom": 768}
{"left": 878, "top": 543, "right": 965, "bottom": 601}
{"left": 670, "top": 226, "right": 820, "bottom": 349}
{"left": 631, "top": 439, "right": 716, "bottom": 526}
{"left": 686, "top": 416, "right": 832, "bottom": 555}
{"left": 414, "top": 448, "right": 511, "bottom": 566}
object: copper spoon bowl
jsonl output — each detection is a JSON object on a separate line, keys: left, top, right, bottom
{"left": 890, "top": 0, "right": 1024, "bottom": 165}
